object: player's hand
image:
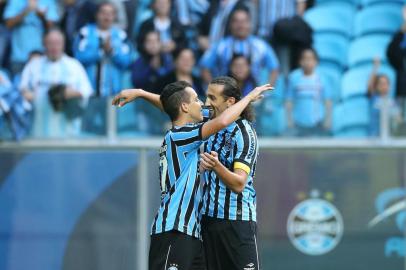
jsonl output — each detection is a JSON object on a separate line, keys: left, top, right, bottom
{"left": 112, "top": 89, "right": 142, "bottom": 107}
{"left": 200, "top": 151, "right": 220, "bottom": 171}
{"left": 247, "top": 84, "right": 274, "bottom": 102}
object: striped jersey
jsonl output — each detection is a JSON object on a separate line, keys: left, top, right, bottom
{"left": 201, "top": 119, "right": 259, "bottom": 221}
{"left": 151, "top": 123, "right": 205, "bottom": 239}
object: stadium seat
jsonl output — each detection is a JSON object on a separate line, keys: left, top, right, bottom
{"left": 348, "top": 34, "right": 392, "bottom": 67}
{"left": 256, "top": 77, "right": 286, "bottom": 136}
{"left": 116, "top": 101, "right": 146, "bottom": 137}
{"left": 361, "top": 0, "right": 405, "bottom": 7}
{"left": 354, "top": 4, "right": 403, "bottom": 37}
{"left": 333, "top": 97, "right": 371, "bottom": 137}
{"left": 313, "top": 33, "right": 350, "bottom": 68}
{"left": 256, "top": 98, "right": 287, "bottom": 136}
{"left": 316, "top": 0, "right": 360, "bottom": 6}
{"left": 341, "top": 64, "right": 396, "bottom": 99}
{"left": 304, "top": 2, "right": 356, "bottom": 37}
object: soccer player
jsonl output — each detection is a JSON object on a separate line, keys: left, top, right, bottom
{"left": 199, "top": 76, "right": 261, "bottom": 270}
{"left": 112, "top": 80, "right": 272, "bottom": 270}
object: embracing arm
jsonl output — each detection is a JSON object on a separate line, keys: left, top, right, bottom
{"left": 200, "top": 151, "right": 248, "bottom": 193}
{"left": 112, "top": 88, "right": 163, "bottom": 110}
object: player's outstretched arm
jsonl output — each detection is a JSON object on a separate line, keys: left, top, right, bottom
{"left": 112, "top": 89, "right": 163, "bottom": 110}
{"left": 201, "top": 84, "right": 273, "bottom": 139}
{"left": 200, "top": 151, "right": 247, "bottom": 193}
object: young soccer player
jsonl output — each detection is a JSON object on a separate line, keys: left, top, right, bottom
{"left": 112, "top": 80, "right": 272, "bottom": 270}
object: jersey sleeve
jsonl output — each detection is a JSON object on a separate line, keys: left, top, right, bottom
{"left": 233, "top": 123, "right": 258, "bottom": 175}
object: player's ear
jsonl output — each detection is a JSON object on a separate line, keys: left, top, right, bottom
{"left": 226, "top": 97, "right": 236, "bottom": 107}
{"left": 180, "top": 102, "right": 189, "bottom": 113}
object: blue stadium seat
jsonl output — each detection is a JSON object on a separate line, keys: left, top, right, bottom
{"left": 341, "top": 64, "right": 396, "bottom": 99}
{"left": 333, "top": 97, "right": 371, "bottom": 137}
{"left": 256, "top": 77, "right": 286, "bottom": 136}
{"left": 313, "top": 33, "right": 350, "bottom": 68}
{"left": 304, "top": 2, "right": 356, "bottom": 36}
{"left": 361, "top": 0, "right": 405, "bottom": 7}
{"left": 256, "top": 98, "right": 287, "bottom": 136}
{"left": 348, "top": 34, "right": 391, "bottom": 67}
{"left": 116, "top": 101, "right": 147, "bottom": 137}
{"left": 354, "top": 4, "right": 403, "bottom": 36}
{"left": 316, "top": 0, "right": 360, "bottom": 6}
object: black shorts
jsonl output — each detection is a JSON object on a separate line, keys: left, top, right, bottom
{"left": 201, "top": 216, "right": 260, "bottom": 270}
{"left": 149, "top": 230, "right": 206, "bottom": 270}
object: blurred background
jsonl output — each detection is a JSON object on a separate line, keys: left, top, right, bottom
{"left": 0, "top": 0, "right": 405, "bottom": 269}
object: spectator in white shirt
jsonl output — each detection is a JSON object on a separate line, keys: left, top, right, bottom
{"left": 20, "top": 28, "right": 93, "bottom": 138}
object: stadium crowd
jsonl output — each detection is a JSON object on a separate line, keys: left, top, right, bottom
{"left": 0, "top": 0, "right": 405, "bottom": 140}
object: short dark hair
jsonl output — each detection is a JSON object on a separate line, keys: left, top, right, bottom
{"left": 172, "top": 47, "right": 193, "bottom": 61}
{"left": 231, "top": 6, "right": 251, "bottom": 20}
{"left": 97, "top": 1, "right": 116, "bottom": 14}
{"left": 160, "top": 81, "right": 192, "bottom": 121}
{"left": 210, "top": 76, "right": 255, "bottom": 122}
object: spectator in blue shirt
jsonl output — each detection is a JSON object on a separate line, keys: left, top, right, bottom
{"left": 60, "top": 0, "right": 97, "bottom": 56}
{"left": 367, "top": 58, "right": 402, "bottom": 136}
{"left": 0, "top": 0, "right": 10, "bottom": 69}
{"left": 131, "top": 30, "right": 173, "bottom": 91}
{"left": 200, "top": 6, "right": 279, "bottom": 86}
{"left": 4, "top": 0, "right": 59, "bottom": 75}
{"left": 228, "top": 54, "right": 256, "bottom": 97}
{"left": 285, "top": 48, "right": 332, "bottom": 137}
{"left": 73, "top": 1, "right": 135, "bottom": 97}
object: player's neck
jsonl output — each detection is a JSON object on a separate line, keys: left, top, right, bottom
{"left": 172, "top": 114, "right": 194, "bottom": 127}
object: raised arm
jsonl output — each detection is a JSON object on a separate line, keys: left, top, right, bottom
{"left": 201, "top": 84, "right": 273, "bottom": 139}
{"left": 112, "top": 88, "right": 163, "bottom": 110}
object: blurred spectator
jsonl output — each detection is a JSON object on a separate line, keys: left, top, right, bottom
{"left": 0, "top": 68, "right": 32, "bottom": 140}
{"left": 12, "top": 50, "right": 43, "bottom": 89}
{"left": 131, "top": 30, "right": 173, "bottom": 90}
{"left": 228, "top": 54, "right": 256, "bottom": 96}
{"left": 257, "top": 0, "right": 307, "bottom": 40}
{"left": 73, "top": 1, "right": 134, "bottom": 97}
{"left": 19, "top": 29, "right": 92, "bottom": 138}
{"left": 0, "top": 0, "right": 10, "bottom": 69}
{"left": 153, "top": 47, "right": 204, "bottom": 98}
{"left": 200, "top": 7, "right": 279, "bottom": 85}
{"left": 137, "top": 0, "right": 186, "bottom": 54}
{"left": 173, "top": 0, "right": 209, "bottom": 53}
{"left": 93, "top": 0, "right": 128, "bottom": 31}
{"left": 285, "top": 48, "right": 332, "bottom": 137}
{"left": 387, "top": 5, "right": 406, "bottom": 98}
{"left": 271, "top": 0, "right": 312, "bottom": 75}
{"left": 197, "top": 0, "right": 255, "bottom": 51}
{"left": 367, "top": 58, "right": 402, "bottom": 136}
{"left": 174, "top": 0, "right": 209, "bottom": 28}
{"left": 4, "top": 0, "right": 59, "bottom": 75}
{"left": 60, "top": 0, "right": 97, "bottom": 56}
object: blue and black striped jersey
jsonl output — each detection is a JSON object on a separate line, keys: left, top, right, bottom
{"left": 151, "top": 123, "right": 205, "bottom": 239}
{"left": 201, "top": 119, "right": 258, "bottom": 221}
